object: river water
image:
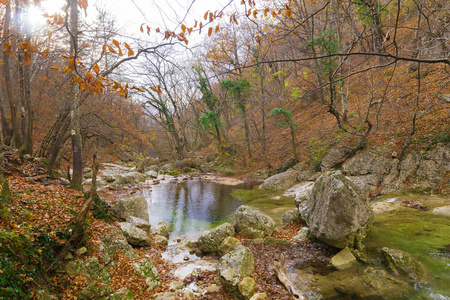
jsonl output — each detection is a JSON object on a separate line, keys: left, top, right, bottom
{"left": 142, "top": 176, "right": 450, "bottom": 299}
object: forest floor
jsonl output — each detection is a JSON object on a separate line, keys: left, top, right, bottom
{"left": 0, "top": 153, "right": 338, "bottom": 300}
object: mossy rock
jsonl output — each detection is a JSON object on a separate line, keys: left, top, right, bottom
{"left": 133, "top": 256, "right": 160, "bottom": 290}
{"left": 263, "top": 237, "right": 291, "bottom": 246}
{"left": 77, "top": 284, "right": 114, "bottom": 300}
{"left": 381, "top": 247, "right": 430, "bottom": 283}
{"left": 65, "top": 257, "right": 111, "bottom": 283}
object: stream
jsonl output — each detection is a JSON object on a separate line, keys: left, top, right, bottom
{"left": 142, "top": 176, "right": 450, "bottom": 299}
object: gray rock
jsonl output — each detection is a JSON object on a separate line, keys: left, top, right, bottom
{"left": 292, "top": 227, "right": 309, "bottom": 242}
{"left": 249, "top": 293, "right": 268, "bottom": 300}
{"left": 169, "top": 280, "right": 184, "bottom": 290}
{"left": 153, "top": 221, "right": 170, "bottom": 238}
{"left": 36, "top": 289, "right": 59, "bottom": 300}
{"left": 116, "top": 172, "right": 146, "bottom": 185}
{"left": 77, "top": 284, "right": 114, "bottom": 300}
{"left": 346, "top": 174, "right": 379, "bottom": 198}
{"left": 292, "top": 162, "right": 307, "bottom": 172}
{"left": 126, "top": 216, "right": 151, "bottom": 232}
{"left": 99, "top": 226, "right": 137, "bottom": 265}
{"left": 432, "top": 205, "right": 450, "bottom": 216}
{"left": 76, "top": 247, "right": 87, "bottom": 256}
{"left": 321, "top": 149, "right": 346, "bottom": 171}
{"left": 65, "top": 257, "right": 111, "bottom": 283}
{"left": 331, "top": 247, "right": 358, "bottom": 270}
{"left": 119, "top": 222, "right": 151, "bottom": 246}
{"left": 335, "top": 266, "right": 413, "bottom": 298}
{"left": 114, "top": 196, "right": 149, "bottom": 221}
{"left": 197, "top": 222, "right": 235, "bottom": 254}
{"left": 342, "top": 150, "right": 378, "bottom": 176}
{"left": 218, "top": 236, "right": 242, "bottom": 257}
{"left": 235, "top": 205, "right": 276, "bottom": 238}
{"left": 281, "top": 209, "right": 302, "bottom": 225}
{"left": 133, "top": 255, "right": 160, "bottom": 290}
{"left": 83, "top": 178, "right": 106, "bottom": 187}
{"left": 153, "top": 234, "right": 168, "bottom": 246}
{"left": 307, "top": 172, "right": 374, "bottom": 249}
{"left": 381, "top": 247, "right": 430, "bottom": 283}
{"left": 218, "top": 245, "right": 255, "bottom": 296}
{"left": 292, "top": 182, "right": 315, "bottom": 221}
{"left": 398, "top": 153, "right": 421, "bottom": 182}
{"left": 206, "top": 284, "right": 222, "bottom": 293}
{"left": 238, "top": 277, "right": 256, "bottom": 300}
{"left": 145, "top": 170, "right": 158, "bottom": 179}
{"left": 259, "top": 170, "right": 299, "bottom": 190}
{"left": 297, "top": 170, "right": 320, "bottom": 182}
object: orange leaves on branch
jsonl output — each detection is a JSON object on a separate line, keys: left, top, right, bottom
{"left": 93, "top": 64, "right": 100, "bottom": 75}
{"left": 150, "top": 85, "right": 163, "bottom": 95}
{"left": 181, "top": 24, "right": 186, "bottom": 33}
{"left": 50, "top": 65, "right": 59, "bottom": 70}
{"left": 255, "top": 35, "right": 262, "bottom": 44}
{"left": 77, "top": 0, "right": 88, "bottom": 16}
{"left": 208, "top": 27, "right": 213, "bottom": 37}
{"left": 0, "top": 0, "right": 8, "bottom": 4}
{"left": 108, "top": 46, "right": 117, "bottom": 54}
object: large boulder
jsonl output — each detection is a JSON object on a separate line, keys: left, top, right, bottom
{"left": 281, "top": 209, "right": 302, "bottom": 225}
{"left": 133, "top": 255, "right": 161, "bottom": 290}
{"left": 119, "top": 222, "right": 151, "bottom": 246}
{"left": 99, "top": 226, "right": 137, "bottom": 265}
{"left": 307, "top": 171, "right": 374, "bottom": 249}
{"left": 102, "top": 163, "right": 130, "bottom": 182}
{"left": 259, "top": 170, "right": 299, "bottom": 190}
{"left": 235, "top": 206, "right": 276, "bottom": 238}
{"left": 126, "top": 216, "right": 151, "bottom": 232}
{"left": 381, "top": 247, "right": 430, "bottom": 283}
{"left": 113, "top": 196, "right": 149, "bottom": 221}
{"left": 153, "top": 221, "right": 170, "bottom": 239}
{"left": 321, "top": 148, "right": 346, "bottom": 171}
{"left": 218, "top": 236, "right": 242, "bottom": 257}
{"left": 292, "top": 182, "right": 315, "bottom": 221}
{"left": 115, "top": 172, "right": 146, "bottom": 185}
{"left": 218, "top": 245, "right": 255, "bottom": 296}
{"left": 197, "top": 222, "right": 235, "bottom": 254}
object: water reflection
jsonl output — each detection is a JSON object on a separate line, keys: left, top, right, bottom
{"left": 142, "top": 178, "right": 245, "bottom": 238}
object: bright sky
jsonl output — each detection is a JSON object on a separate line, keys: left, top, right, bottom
{"left": 28, "top": 0, "right": 233, "bottom": 33}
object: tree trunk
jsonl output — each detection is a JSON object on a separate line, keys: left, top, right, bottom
{"left": 68, "top": 0, "right": 83, "bottom": 190}
{"left": 2, "top": 1, "right": 23, "bottom": 149}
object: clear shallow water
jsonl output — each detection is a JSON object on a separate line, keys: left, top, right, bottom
{"left": 366, "top": 195, "right": 450, "bottom": 299}
{"left": 142, "top": 176, "right": 295, "bottom": 239}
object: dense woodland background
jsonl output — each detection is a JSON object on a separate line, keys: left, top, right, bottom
{"left": 1, "top": 0, "right": 449, "bottom": 188}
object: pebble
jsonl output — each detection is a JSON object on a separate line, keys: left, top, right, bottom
{"left": 183, "top": 255, "right": 189, "bottom": 261}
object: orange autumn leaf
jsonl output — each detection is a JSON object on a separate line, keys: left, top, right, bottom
{"left": 93, "top": 63, "right": 100, "bottom": 75}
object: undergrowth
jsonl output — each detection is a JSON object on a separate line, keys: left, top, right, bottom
{"left": 84, "top": 192, "right": 114, "bottom": 222}
{"left": 0, "top": 229, "right": 69, "bottom": 299}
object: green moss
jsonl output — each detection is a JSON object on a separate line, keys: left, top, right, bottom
{"left": 133, "top": 256, "right": 160, "bottom": 291}
{"left": 365, "top": 195, "right": 450, "bottom": 297}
